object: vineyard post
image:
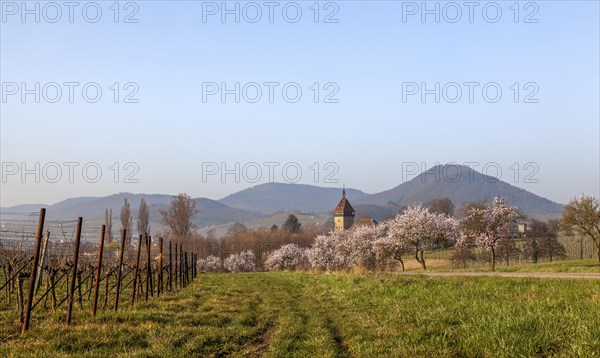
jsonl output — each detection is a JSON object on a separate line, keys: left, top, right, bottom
{"left": 145, "top": 234, "right": 150, "bottom": 302}
{"left": 174, "top": 242, "right": 178, "bottom": 290}
{"left": 168, "top": 240, "right": 173, "bottom": 292}
{"left": 179, "top": 243, "right": 183, "bottom": 288}
{"left": 21, "top": 208, "right": 46, "bottom": 334}
{"left": 184, "top": 251, "right": 189, "bottom": 286}
{"left": 193, "top": 252, "right": 197, "bottom": 279}
{"left": 148, "top": 235, "right": 153, "bottom": 298}
{"left": 150, "top": 237, "right": 154, "bottom": 297}
{"left": 92, "top": 225, "right": 106, "bottom": 317}
{"left": 177, "top": 244, "right": 181, "bottom": 288}
{"left": 158, "top": 237, "right": 163, "bottom": 297}
{"left": 183, "top": 251, "right": 187, "bottom": 287}
{"left": 131, "top": 235, "right": 142, "bottom": 306}
{"left": 35, "top": 230, "right": 50, "bottom": 294}
{"left": 114, "top": 229, "right": 127, "bottom": 311}
{"left": 66, "top": 217, "right": 83, "bottom": 326}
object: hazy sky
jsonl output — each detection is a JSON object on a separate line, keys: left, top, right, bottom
{"left": 1, "top": 0, "right": 599, "bottom": 207}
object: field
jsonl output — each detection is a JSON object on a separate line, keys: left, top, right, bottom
{"left": 422, "top": 258, "right": 600, "bottom": 273}
{"left": 1, "top": 271, "right": 599, "bottom": 357}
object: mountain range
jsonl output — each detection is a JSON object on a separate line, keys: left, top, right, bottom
{"left": 219, "top": 183, "right": 367, "bottom": 214}
{"left": 1, "top": 165, "right": 565, "bottom": 232}
{"left": 354, "top": 165, "right": 564, "bottom": 219}
{"left": 0, "top": 193, "right": 261, "bottom": 228}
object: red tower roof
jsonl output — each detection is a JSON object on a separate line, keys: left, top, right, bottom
{"left": 334, "top": 189, "right": 355, "bottom": 215}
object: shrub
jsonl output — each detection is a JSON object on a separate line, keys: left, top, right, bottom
{"left": 224, "top": 250, "right": 256, "bottom": 272}
{"left": 264, "top": 244, "right": 308, "bottom": 271}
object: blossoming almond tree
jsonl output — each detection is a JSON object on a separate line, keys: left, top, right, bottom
{"left": 388, "top": 205, "right": 458, "bottom": 270}
{"left": 303, "top": 224, "right": 390, "bottom": 271}
{"left": 265, "top": 244, "right": 308, "bottom": 271}
{"left": 197, "top": 255, "right": 222, "bottom": 272}
{"left": 458, "top": 197, "right": 520, "bottom": 271}
{"left": 308, "top": 234, "right": 339, "bottom": 271}
{"left": 372, "top": 236, "right": 410, "bottom": 271}
{"left": 338, "top": 224, "right": 388, "bottom": 270}
{"left": 223, "top": 250, "right": 256, "bottom": 272}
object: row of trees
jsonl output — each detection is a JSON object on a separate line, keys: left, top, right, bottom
{"left": 197, "top": 250, "right": 256, "bottom": 273}
{"left": 106, "top": 195, "right": 319, "bottom": 269}
{"left": 107, "top": 193, "right": 600, "bottom": 272}
{"left": 104, "top": 198, "right": 150, "bottom": 245}
{"left": 104, "top": 194, "right": 199, "bottom": 246}
{"left": 450, "top": 234, "right": 567, "bottom": 269}
{"left": 262, "top": 195, "right": 600, "bottom": 272}
{"left": 194, "top": 215, "right": 322, "bottom": 266}
{"left": 262, "top": 199, "right": 490, "bottom": 272}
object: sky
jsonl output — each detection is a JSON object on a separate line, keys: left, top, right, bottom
{"left": 1, "top": 0, "right": 599, "bottom": 207}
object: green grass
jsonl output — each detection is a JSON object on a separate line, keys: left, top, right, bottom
{"left": 493, "top": 259, "right": 600, "bottom": 273}
{"left": 429, "top": 258, "right": 600, "bottom": 273}
{"left": 1, "top": 272, "right": 599, "bottom": 357}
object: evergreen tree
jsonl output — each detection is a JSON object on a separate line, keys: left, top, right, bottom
{"left": 283, "top": 214, "right": 301, "bottom": 234}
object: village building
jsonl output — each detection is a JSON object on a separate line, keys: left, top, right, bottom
{"left": 334, "top": 188, "right": 355, "bottom": 232}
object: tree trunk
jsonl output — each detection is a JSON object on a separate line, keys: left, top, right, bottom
{"left": 17, "top": 277, "right": 24, "bottom": 325}
{"left": 394, "top": 254, "right": 405, "bottom": 272}
{"left": 415, "top": 250, "right": 426, "bottom": 270}
{"left": 77, "top": 271, "right": 83, "bottom": 309}
{"left": 103, "top": 272, "right": 110, "bottom": 309}
{"left": 50, "top": 272, "right": 57, "bottom": 311}
{"left": 7, "top": 264, "right": 13, "bottom": 304}
{"left": 490, "top": 246, "right": 496, "bottom": 272}
{"left": 43, "top": 276, "right": 49, "bottom": 309}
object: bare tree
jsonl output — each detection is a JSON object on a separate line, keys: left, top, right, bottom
{"left": 105, "top": 208, "right": 114, "bottom": 243}
{"left": 496, "top": 237, "right": 520, "bottom": 266}
{"left": 206, "top": 228, "right": 216, "bottom": 240}
{"left": 159, "top": 193, "right": 199, "bottom": 240}
{"left": 137, "top": 198, "right": 150, "bottom": 236}
{"left": 561, "top": 195, "right": 600, "bottom": 265}
{"left": 528, "top": 218, "right": 566, "bottom": 262}
{"left": 425, "top": 197, "right": 455, "bottom": 216}
{"left": 449, "top": 246, "right": 477, "bottom": 268}
{"left": 226, "top": 222, "right": 248, "bottom": 237}
{"left": 120, "top": 198, "right": 133, "bottom": 245}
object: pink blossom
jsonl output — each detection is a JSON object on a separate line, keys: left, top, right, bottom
{"left": 223, "top": 250, "right": 256, "bottom": 272}
{"left": 197, "top": 255, "right": 223, "bottom": 272}
{"left": 265, "top": 244, "right": 309, "bottom": 271}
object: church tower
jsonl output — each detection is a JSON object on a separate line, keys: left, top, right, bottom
{"left": 334, "top": 187, "right": 355, "bottom": 232}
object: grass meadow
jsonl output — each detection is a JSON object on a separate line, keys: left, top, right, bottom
{"left": 1, "top": 270, "right": 599, "bottom": 357}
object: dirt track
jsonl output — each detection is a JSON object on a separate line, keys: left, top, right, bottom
{"left": 402, "top": 271, "right": 600, "bottom": 279}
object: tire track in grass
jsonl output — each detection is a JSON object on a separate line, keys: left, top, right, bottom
{"left": 242, "top": 323, "right": 277, "bottom": 357}
{"left": 322, "top": 316, "right": 350, "bottom": 358}
{"left": 264, "top": 273, "right": 352, "bottom": 357}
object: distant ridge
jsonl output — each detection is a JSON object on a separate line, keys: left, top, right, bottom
{"left": 355, "top": 164, "right": 563, "bottom": 219}
{"left": 218, "top": 182, "right": 367, "bottom": 215}
{"left": 1, "top": 164, "right": 566, "bottom": 228}
{"left": 1, "top": 193, "right": 262, "bottom": 228}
